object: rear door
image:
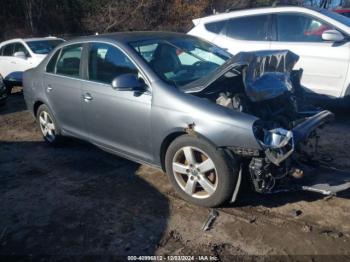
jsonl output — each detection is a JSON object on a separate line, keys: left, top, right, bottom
{"left": 43, "top": 43, "right": 87, "bottom": 138}
{"left": 270, "top": 12, "right": 350, "bottom": 98}
{"left": 81, "top": 42, "right": 152, "bottom": 161}
{"left": 211, "top": 14, "right": 272, "bottom": 55}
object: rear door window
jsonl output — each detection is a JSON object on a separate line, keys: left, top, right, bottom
{"left": 226, "top": 15, "right": 270, "bottom": 41}
{"left": 56, "top": 44, "right": 83, "bottom": 77}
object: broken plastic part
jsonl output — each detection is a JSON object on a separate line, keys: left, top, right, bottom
{"left": 263, "top": 128, "right": 293, "bottom": 149}
{"left": 259, "top": 128, "right": 295, "bottom": 166}
{"left": 271, "top": 166, "right": 350, "bottom": 196}
{"left": 230, "top": 165, "right": 242, "bottom": 203}
{"left": 202, "top": 209, "right": 219, "bottom": 231}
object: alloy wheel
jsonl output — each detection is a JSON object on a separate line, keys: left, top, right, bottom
{"left": 39, "top": 111, "right": 56, "bottom": 142}
{"left": 172, "top": 146, "right": 218, "bottom": 199}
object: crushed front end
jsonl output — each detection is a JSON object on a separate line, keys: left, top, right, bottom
{"left": 184, "top": 50, "right": 349, "bottom": 195}
{"left": 249, "top": 109, "right": 334, "bottom": 194}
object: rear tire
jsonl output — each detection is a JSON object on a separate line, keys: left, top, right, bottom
{"left": 165, "top": 135, "right": 238, "bottom": 207}
{"left": 36, "top": 104, "right": 62, "bottom": 145}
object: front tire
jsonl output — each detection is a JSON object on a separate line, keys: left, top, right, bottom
{"left": 165, "top": 135, "right": 238, "bottom": 207}
{"left": 36, "top": 104, "right": 62, "bottom": 145}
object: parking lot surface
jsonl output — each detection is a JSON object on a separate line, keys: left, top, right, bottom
{"left": 1, "top": 91, "right": 350, "bottom": 259}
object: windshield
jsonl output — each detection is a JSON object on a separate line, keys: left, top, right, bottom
{"left": 130, "top": 37, "right": 231, "bottom": 87}
{"left": 26, "top": 39, "right": 64, "bottom": 54}
{"left": 317, "top": 8, "right": 350, "bottom": 27}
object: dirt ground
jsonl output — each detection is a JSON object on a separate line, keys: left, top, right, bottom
{"left": 1, "top": 90, "right": 350, "bottom": 260}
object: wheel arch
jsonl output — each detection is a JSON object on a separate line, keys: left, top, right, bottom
{"left": 159, "top": 129, "right": 221, "bottom": 172}
{"left": 160, "top": 131, "right": 187, "bottom": 172}
{"left": 33, "top": 100, "right": 45, "bottom": 117}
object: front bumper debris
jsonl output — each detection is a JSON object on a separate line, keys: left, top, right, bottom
{"left": 292, "top": 110, "right": 334, "bottom": 144}
{"left": 276, "top": 166, "right": 350, "bottom": 196}
{"left": 262, "top": 110, "right": 334, "bottom": 166}
{"left": 247, "top": 109, "right": 341, "bottom": 195}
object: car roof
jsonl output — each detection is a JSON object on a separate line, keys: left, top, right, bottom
{"left": 70, "top": 31, "right": 194, "bottom": 44}
{"left": 193, "top": 6, "right": 320, "bottom": 23}
{"left": 24, "top": 37, "right": 62, "bottom": 42}
{"left": 0, "top": 37, "right": 62, "bottom": 46}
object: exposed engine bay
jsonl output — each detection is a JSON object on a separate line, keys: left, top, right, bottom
{"left": 183, "top": 50, "right": 335, "bottom": 194}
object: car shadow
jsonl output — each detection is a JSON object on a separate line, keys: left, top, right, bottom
{"left": 0, "top": 139, "right": 169, "bottom": 256}
{"left": 0, "top": 90, "right": 27, "bottom": 115}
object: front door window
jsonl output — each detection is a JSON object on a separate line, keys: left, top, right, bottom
{"left": 276, "top": 13, "right": 334, "bottom": 42}
{"left": 88, "top": 42, "right": 138, "bottom": 84}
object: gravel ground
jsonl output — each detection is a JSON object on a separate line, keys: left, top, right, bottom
{"left": 0, "top": 91, "right": 350, "bottom": 260}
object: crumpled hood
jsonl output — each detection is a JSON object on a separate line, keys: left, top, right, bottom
{"left": 181, "top": 50, "right": 300, "bottom": 102}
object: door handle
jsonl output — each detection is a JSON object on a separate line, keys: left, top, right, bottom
{"left": 46, "top": 85, "right": 53, "bottom": 92}
{"left": 83, "top": 93, "right": 93, "bottom": 102}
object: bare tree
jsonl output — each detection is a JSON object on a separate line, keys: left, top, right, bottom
{"left": 103, "top": 0, "right": 146, "bottom": 32}
{"left": 24, "top": 0, "right": 44, "bottom": 34}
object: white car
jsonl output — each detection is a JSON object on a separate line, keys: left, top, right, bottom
{"left": 188, "top": 6, "right": 350, "bottom": 101}
{"left": 0, "top": 37, "right": 64, "bottom": 94}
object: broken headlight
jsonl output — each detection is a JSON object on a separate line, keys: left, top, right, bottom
{"left": 254, "top": 124, "right": 294, "bottom": 166}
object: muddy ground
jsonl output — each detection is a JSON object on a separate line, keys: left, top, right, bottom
{"left": 0, "top": 90, "right": 350, "bottom": 260}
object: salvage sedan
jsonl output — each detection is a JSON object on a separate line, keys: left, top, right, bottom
{"left": 23, "top": 32, "right": 337, "bottom": 207}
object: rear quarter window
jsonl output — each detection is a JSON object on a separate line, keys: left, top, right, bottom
{"left": 46, "top": 49, "right": 61, "bottom": 73}
{"left": 205, "top": 20, "right": 226, "bottom": 34}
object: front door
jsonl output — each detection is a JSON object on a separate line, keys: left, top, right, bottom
{"left": 82, "top": 42, "right": 152, "bottom": 162}
{"left": 270, "top": 12, "right": 350, "bottom": 98}
{"left": 11, "top": 42, "right": 34, "bottom": 72}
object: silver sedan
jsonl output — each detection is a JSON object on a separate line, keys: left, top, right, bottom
{"left": 23, "top": 32, "right": 335, "bottom": 207}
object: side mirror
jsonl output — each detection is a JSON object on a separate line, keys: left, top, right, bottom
{"left": 111, "top": 74, "right": 145, "bottom": 91}
{"left": 322, "top": 30, "right": 345, "bottom": 42}
{"left": 13, "top": 51, "right": 27, "bottom": 59}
